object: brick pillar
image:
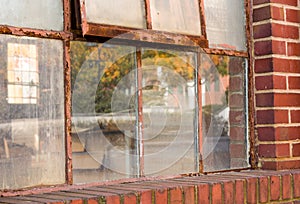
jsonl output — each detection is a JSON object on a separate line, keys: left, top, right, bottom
{"left": 253, "top": 0, "right": 300, "bottom": 169}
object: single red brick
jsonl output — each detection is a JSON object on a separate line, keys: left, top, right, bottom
{"left": 270, "top": 176, "right": 280, "bottom": 201}
{"left": 255, "top": 75, "right": 273, "bottom": 90}
{"left": 259, "top": 143, "right": 290, "bottom": 158}
{"left": 256, "top": 93, "right": 274, "bottom": 107}
{"left": 286, "top": 8, "right": 300, "bottom": 23}
{"left": 253, "top": 0, "right": 269, "bottom": 5}
{"left": 155, "top": 188, "right": 168, "bottom": 204}
{"left": 87, "top": 198, "right": 99, "bottom": 204}
{"left": 253, "top": 6, "right": 271, "bottom": 22}
{"left": 273, "top": 58, "right": 300, "bottom": 73}
{"left": 229, "top": 110, "right": 245, "bottom": 125}
{"left": 123, "top": 193, "right": 137, "bottom": 204}
{"left": 258, "top": 144, "right": 276, "bottom": 157}
{"left": 254, "top": 23, "right": 272, "bottom": 39}
{"left": 293, "top": 143, "right": 300, "bottom": 157}
{"left": 282, "top": 174, "right": 292, "bottom": 200}
{"left": 262, "top": 160, "right": 300, "bottom": 170}
{"left": 293, "top": 173, "right": 300, "bottom": 198}
{"left": 211, "top": 183, "right": 222, "bottom": 204}
{"left": 183, "top": 186, "right": 195, "bottom": 204}
{"left": 229, "top": 57, "right": 245, "bottom": 75}
{"left": 254, "top": 40, "right": 273, "bottom": 56}
{"left": 140, "top": 191, "right": 152, "bottom": 204}
{"left": 69, "top": 200, "right": 84, "bottom": 204}
{"left": 289, "top": 77, "right": 300, "bottom": 90}
{"left": 169, "top": 187, "right": 182, "bottom": 204}
{"left": 258, "top": 126, "right": 300, "bottom": 142}
{"left": 287, "top": 42, "right": 300, "bottom": 56}
{"left": 275, "top": 126, "right": 300, "bottom": 141}
{"left": 230, "top": 144, "right": 246, "bottom": 158}
{"left": 256, "top": 109, "right": 289, "bottom": 124}
{"left": 272, "top": 40, "right": 287, "bottom": 55}
{"left": 229, "top": 93, "right": 244, "bottom": 108}
{"left": 198, "top": 184, "right": 210, "bottom": 204}
{"left": 272, "top": 23, "right": 299, "bottom": 39}
{"left": 270, "top": 0, "right": 298, "bottom": 6}
{"left": 274, "top": 93, "right": 300, "bottom": 106}
{"left": 257, "top": 127, "right": 275, "bottom": 141}
{"left": 229, "top": 76, "right": 243, "bottom": 91}
{"left": 247, "top": 178, "right": 258, "bottom": 204}
{"left": 259, "top": 177, "right": 269, "bottom": 203}
{"left": 254, "top": 58, "right": 273, "bottom": 73}
{"left": 106, "top": 195, "right": 121, "bottom": 204}
{"left": 276, "top": 143, "right": 291, "bottom": 157}
{"left": 271, "top": 6, "right": 285, "bottom": 20}
{"left": 223, "top": 181, "right": 234, "bottom": 203}
{"left": 235, "top": 180, "right": 245, "bottom": 204}
{"left": 230, "top": 126, "right": 245, "bottom": 141}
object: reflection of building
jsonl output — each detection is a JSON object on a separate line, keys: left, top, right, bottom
{"left": 202, "top": 75, "right": 229, "bottom": 106}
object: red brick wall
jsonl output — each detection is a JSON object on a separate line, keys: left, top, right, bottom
{"left": 253, "top": 0, "right": 300, "bottom": 169}
{"left": 1, "top": 170, "right": 299, "bottom": 204}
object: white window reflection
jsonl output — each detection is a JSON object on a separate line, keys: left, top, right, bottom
{"left": 7, "top": 43, "right": 38, "bottom": 104}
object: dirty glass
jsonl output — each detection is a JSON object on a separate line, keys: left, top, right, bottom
{"left": 71, "top": 41, "right": 138, "bottom": 183}
{"left": 200, "top": 54, "right": 249, "bottom": 171}
{"left": 0, "top": 35, "right": 65, "bottom": 190}
{"left": 141, "top": 49, "right": 197, "bottom": 176}
{"left": 150, "top": 0, "right": 201, "bottom": 35}
{"left": 204, "top": 0, "right": 247, "bottom": 51}
{"left": 83, "top": 0, "right": 146, "bottom": 29}
{"left": 0, "top": 0, "right": 63, "bottom": 31}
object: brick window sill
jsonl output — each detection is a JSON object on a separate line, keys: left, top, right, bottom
{"left": 1, "top": 169, "right": 300, "bottom": 203}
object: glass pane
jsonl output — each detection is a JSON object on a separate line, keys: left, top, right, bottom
{"left": 141, "top": 49, "right": 197, "bottom": 176}
{"left": 201, "top": 54, "right": 249, "bottom": 171}
{"left": 150, "top": 0, "right": 201, "bottom": 35}
{"left": 204, "top": 0, "right": 247, "bottom": 51}
{"left": 0, "top": 0, "right": 63, "bottom": 31}
{"left": 71, "top": 42, "right": 138, "bottom": 183}
{"left": 0, "top": 35, "right": 65, "bottom": 190}
{"left": 83, "top": 0, "right": 146, "bottom": 29}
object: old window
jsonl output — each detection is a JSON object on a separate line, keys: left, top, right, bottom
{"left": 70, "top": 0, "right": 250, "bottom": 184}
{"left": 0, "top": 35, "right": 65, "bottom": 189}
{"left": 204, "top": 0, "right": 247, "bottom": 50}
{"left": 70, "top": 36, "right": 249, "bottom": 184}
{"left": 0, "top": 0, "right": 64, "bottom": 31}
{"left": 0, "top": 0, "right": 250, "bottom": 190}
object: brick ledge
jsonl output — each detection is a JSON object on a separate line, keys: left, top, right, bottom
{"left": 1, "top": 169, "right": 300, "bottom": 203}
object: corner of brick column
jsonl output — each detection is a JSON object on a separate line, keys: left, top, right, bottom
{"left": 253, "top": 0, "right": 300, "bottom": 170}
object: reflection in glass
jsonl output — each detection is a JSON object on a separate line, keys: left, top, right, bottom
{"left": 0, "top": 0, "right": 63, "bottom": 31}
{"left": 204, "top": 0, "right": 246, "bottom": 51}
{"left": 201, "top": 54, "right": 249, "bottom": 171}
{"left": 0, "top": 35, "right": 65, "bottom": 189}
{"left": 150, "top": 0, "right": 201, "bottom": 35}
{"left": 142, "top": 49, "right": 197, "bottom": 176}
{"left": 84, "top": 0, "right": 146, "bottom": 29}
{"left": 71, "top": 42, "right": 137, "bottom": 183}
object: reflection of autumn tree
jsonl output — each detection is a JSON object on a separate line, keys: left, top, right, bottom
{"left": 71, "top": 44, "right": 230, "bottom": 114}
{"left": 201, "top": 54, "right": 229, "bottom": 84}
{"left": 71, "top": 42, "right": 135, "bottom": 113}
{"left": 142, "top": 50, "right": 195, "bottom": 82}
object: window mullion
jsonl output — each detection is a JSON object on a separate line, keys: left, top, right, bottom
{"left": 144, "top": 0, "right": 152, "bottom": 29}
{"left": 136, "top": 48, "right": 145, "bottom": 177}
{"left": 197, "top": 51, "right": 204, "bottom": 173}
{"left": 198, "top": 0, "right": 207, "bottom": 39}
